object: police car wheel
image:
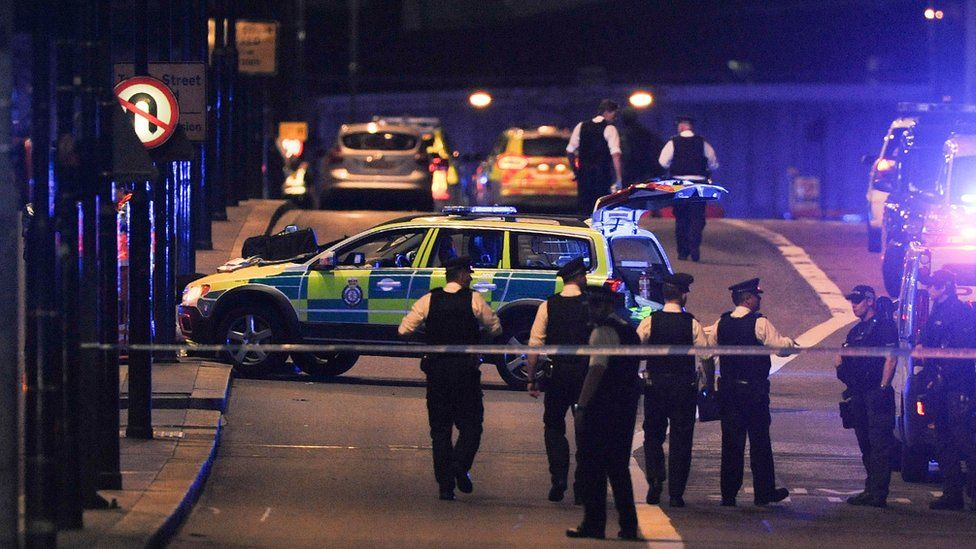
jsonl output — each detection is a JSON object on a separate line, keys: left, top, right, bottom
{"left": 218, "top": 307, "right": 288, "bottom": 377}
{"left": 492, "top": 312, "right": 544, "bottom": 390}
{"left": 291, "top": 352, "right": 359, "bottom": 379}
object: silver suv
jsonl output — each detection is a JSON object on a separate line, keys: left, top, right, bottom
{"left": 320, "top": 122, "right": 434, "bottom": 210}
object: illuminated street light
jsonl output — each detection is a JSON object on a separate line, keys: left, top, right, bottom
{"left": 469, "top": 91, "right": 492, "bottom": 109}
{"left": 924, "top": 7, "right": 944, "bottom": 19}
{"left": 629, "top": 90, "right": 654, "bottom": 109}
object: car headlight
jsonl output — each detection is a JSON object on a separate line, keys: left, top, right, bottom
{"left": 181, "top": 284, "right": 210, "bottom": 307}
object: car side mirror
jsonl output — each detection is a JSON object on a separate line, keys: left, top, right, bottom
{"left": 861, "top": 154, "right": 876, "bottom": 166}
{"left": 310, "top": 251, "right": 337, "bottom": 271}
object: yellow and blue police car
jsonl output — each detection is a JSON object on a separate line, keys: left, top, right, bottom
{"left": 178, "top": 183, "right": 726, "bottom": 388}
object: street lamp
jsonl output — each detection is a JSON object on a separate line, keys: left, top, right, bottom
{"left": 469, "top": 91, "right": 492, "bottom": 109}
{"left": 628, "top": 90, "right": 654, "bottom": 109}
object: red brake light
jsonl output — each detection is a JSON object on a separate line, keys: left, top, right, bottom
{"left": 428, "top": 156, "right": 445, "bottom": 173}
{"left": 497, "top": 154, "right": 528, "bottom": 171}
{"left": 605, "top": 278, "right": 625, "bottom": 292}
{"left": 916, "top": 400, "right": 925, "bottom": 416}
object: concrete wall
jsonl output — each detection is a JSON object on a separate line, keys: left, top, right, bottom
{"left": 314, "top": 83, "right": 931, "bottom": 218}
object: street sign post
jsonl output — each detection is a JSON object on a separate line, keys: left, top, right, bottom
{"left": 113, "top": 76, "right": 180, "bottom": 149}
{"left": 114, "top": 63, "right": 206, "bottom": 142}
{"left": 237, "top": 20, "right": 278, "bottom": 75}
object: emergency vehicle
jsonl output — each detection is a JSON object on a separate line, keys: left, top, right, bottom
{"left": 892, "top": 135, "right": 976, "bottom": 481}
{"left": 178, "top": 182, "right": 727, "bottom": 388}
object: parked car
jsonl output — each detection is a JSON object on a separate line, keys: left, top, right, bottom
{"left": 881, "top": 131, "right": 976, "bottom": 295}
{"left": 474, "top": 126, "right": 576, "bottom": 211}
{"left": 372, "top": 116, "right": 460, "bottom": 202}
{"left": 178, "top": 183, "right": 727, "bottom": 388}
{"left": 320, "top": 122, "right": 434, "bottom": 211}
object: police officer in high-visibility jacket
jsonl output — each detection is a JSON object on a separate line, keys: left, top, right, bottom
{"left": 398, "top": 256, "right": 502, "bottom": 501}
{"left": 637, "top": 272, "right": 713, "bottom": 508}
{"left": 706, "top": 278, "right": 796, "bottom": 507}
{"left": 526, "top": 257, "right": 591, "bottom": 503}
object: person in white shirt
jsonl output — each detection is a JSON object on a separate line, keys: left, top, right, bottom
{"left": 704, "top": 278, "right": 795, "bottom": 507}
{"left": 398, "top": 256, "right": 502, "bottom": 501}
{"left": 659, "top": 116, "right": 719, "bottom": 262}
{"left": 636, "top": 272, "right": 713, "bottom": 508}
{"left": 566, "top": 99, "right": 623, "bottom": 215}
{"left": 525, "top": 257, "right": 591, "bottom": 503}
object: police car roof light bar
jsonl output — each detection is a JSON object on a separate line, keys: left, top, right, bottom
{"left": 442, "top": 206, "right": 518, "bottom": 216}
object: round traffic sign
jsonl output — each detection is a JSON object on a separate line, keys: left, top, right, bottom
{"left": 114, "top": 76, "right": 180, "bottom": 149}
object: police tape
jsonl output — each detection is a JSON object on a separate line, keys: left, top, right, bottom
{"left": 77, "top": 342, "right": 976, "bottom": 360}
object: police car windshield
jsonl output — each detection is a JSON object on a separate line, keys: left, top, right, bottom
{"left": 522, "top": 137, "right": 569, "bottom": 157}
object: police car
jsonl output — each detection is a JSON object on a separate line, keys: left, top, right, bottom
{"left": 178, "top": 182, "right": 727, "bottom": 388}
{"left": 889, "top": 133, "right": 976, "bottom": 481}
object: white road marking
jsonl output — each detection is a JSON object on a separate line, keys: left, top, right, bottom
{"left": 629, "top": 429, "right": 684, "bottom": 547}
{"left": 828, "top": 497, "right": 843, "bottom": 503}
{"left": 894, "top": 498, "right": 911, "bottom": 504}
{"left": 930, "top": 491, "right": 943, "bottom": 497}
{"left": 209, "top": 507, "right": 221, "bottom": 515}
{"left": 260, "top": 507, "right": 272, "bottom": 522}
{"left": 792, "top": 488, "right": 808, "bottom": 495}
{"left": 817, "top": 488, "right": 861, "bottom": 495}
{"left": 722, "top": 220, "right": 857, "bottom": 374}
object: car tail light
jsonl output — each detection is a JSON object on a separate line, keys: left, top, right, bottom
{"left": 497, "top": 154, "right": 528, "bottom": 171}
{"left": 428, "top": 156, "right": 445, "bottom": 173}
{"left": 916, "top": 400, "right": 925, "bottom": 416}
{"left": 605, "top": 277, "right": 625, "bottom": 293}
{"left": 327, "top": 147, "right": 343, "bottom": 165}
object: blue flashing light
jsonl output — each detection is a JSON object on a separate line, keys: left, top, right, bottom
{"left": 442, "top": 205, "right": 518, "bottom": 215}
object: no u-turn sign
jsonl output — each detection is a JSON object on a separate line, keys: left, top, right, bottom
{"left": 114, "top": 76, "right": 180, "bottom": 149}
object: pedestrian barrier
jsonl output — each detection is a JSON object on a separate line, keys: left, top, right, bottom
{"left": 80, "top": 342, "right": 976, "bottom": 360}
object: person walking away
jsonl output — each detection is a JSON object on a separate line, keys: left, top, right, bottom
{"left": 918, "top": 270, "right": 976, "bottom": 510}
{"left": 658, "top": 115, "right": 719, "bottom": 262}
{"left": 707, "top": 278, "right": 796, "bottom": 507}
{"left": 398, "top": 256, "right": 502, "bottom": 501}
{"left": 526, "top": 257, "right": 591, "bottom": 503}
{"left": 618, "top": 107, "right": 666, "bottom": 185}
{"left": 637, "top": 273, "right": 713, "bottom": 507}
{"left": 566, "top": 99, "right": 623, "bottom": 215}
{"left": 566, "top": 286, "right": 644, "bottom": 541}
{"left": 835, "top": 285, "right": 898, "bottom": 507}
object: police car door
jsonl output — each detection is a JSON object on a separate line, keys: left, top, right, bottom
{"left": 303, "top": 227, "right": 428, "bottom": 342}
{"left": 417, "top": 228, "right": 508, "bottom": 306}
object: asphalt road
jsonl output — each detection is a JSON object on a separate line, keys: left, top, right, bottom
{"left": 171, "top": 211, "right": 976, "bottom": 548}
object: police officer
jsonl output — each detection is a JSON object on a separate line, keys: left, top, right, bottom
{"left": 398, "top": 256, "right": 503, "bottom": 501}
{"left": 706, "top": 278, "right": 795, "bottom": 507}
{"left": 835, "top": 284, "right": 898, "bottom": 508}
{"left": 526, "top": 257, "right": 590, "bottom": 503}
{"left": 566, "top": 99, "right": 623, "bottom": 215}
{"left": 919, "top": 270, "right": 976, "bottom": 511}
{"left": 637, "top": 272, "right": 712, "bottom": 508}
{"left": 658, "top": 116, "right": 719, "bottom": 262}
{"left": 567, "top": 285, "right": 644, "bottom": 541}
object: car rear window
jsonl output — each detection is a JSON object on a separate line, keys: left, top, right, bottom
{"left": 609, "top": 237, "right": 667, "bottom": 273}
{"left": 522, "top": 137, "right": 569, "bottom": 158}
{"left": 342, "top": 132, "right": 418, "bottom": 151}
{"left": 511, "top": 232, "right": 592, "bottom": 270}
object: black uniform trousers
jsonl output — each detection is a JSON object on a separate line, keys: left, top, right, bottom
{"left": 424, "top": 357, "right": 484, "bottom": 490}
{"left": 576, "top": 165, "right": 614, "bottom": 215}
{"left": 543, "top": 363, "right": 586, "bottom": 493}
{"left": 643, "top": 373, "right": 697, "bottom": 498}
{"left": 850, "top": 386, "right": 896, "bottom": 499}
{"left": 933, "top": 388, "right": 976, "bottom": 502}
{"left": 672, "top": 201, "right": 706, "bottom": 260}
{"left": 578, "top": 392, "right": 640, "bottom": 535}
{"left": 719, "top": 379, "right": 777, "bottom": 502}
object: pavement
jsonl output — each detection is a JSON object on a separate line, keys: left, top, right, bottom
{"left": 59, "top": 199, "right": 288, "bottom": 548}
